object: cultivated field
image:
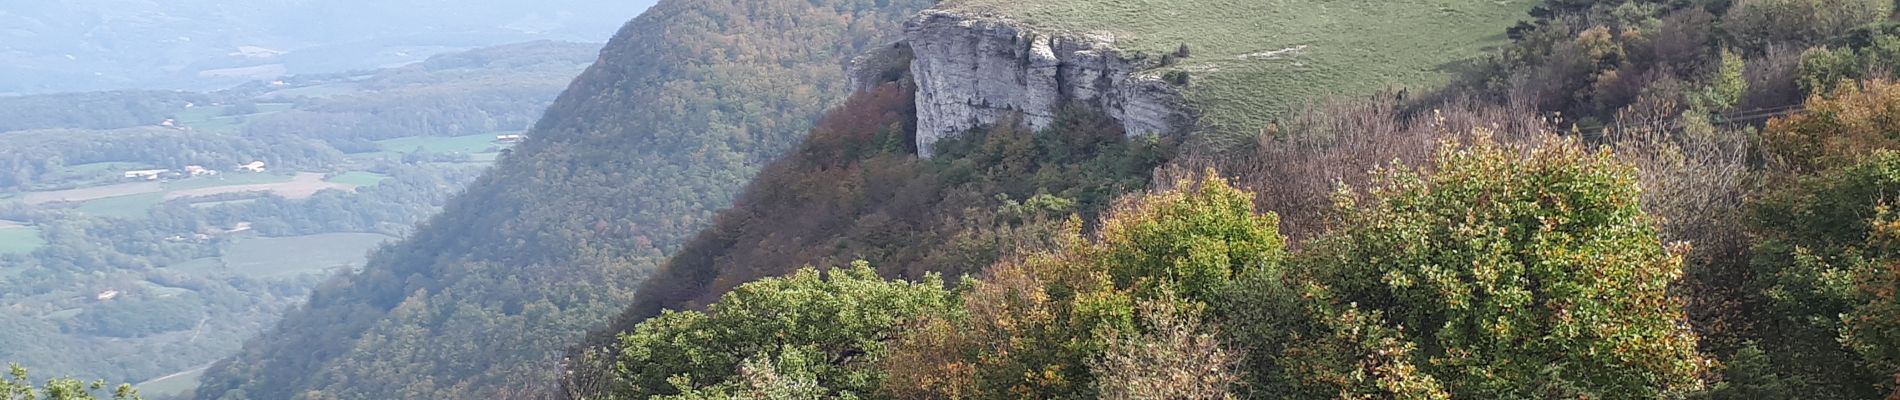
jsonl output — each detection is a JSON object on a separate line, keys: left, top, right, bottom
{"left": 942, "top": 0, "right": 1534, "bottom": 135}
{"left": 12, "top": 172, "right": 350, "bottom": 219}
{"left": 171, "top": 102, "right": 295, "bottom": 132}
{"left": 73, "top": 193, "right": 167, "bottom": 218}
{"left": 164, "top": 172, "right": 353, "bottom": 200}
{"left": 0, "top": 220, "right": 46, "bottom": 255}
{"left": 19, "top": 182, "right": 162, "bottom": 204}
{"left": 350, "top": 133, "right": 514, "bottom": 163}
{"left": 218, "top": 233, "right": 395, "bottom": 278}
{"left": 327, "top": 171, "right": 391, "bottom": 187}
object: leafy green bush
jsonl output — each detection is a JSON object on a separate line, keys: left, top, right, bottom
{"left": 1749, "top": 150, "right": 1900, "bottom": 398}
{"left": 1725, "top": 0, "right": 1891, "bottom": 53}
{"left": 881, "top": 174, "right": 1277, "bottom": 399}
{"left": 0, "top": 364, "right": 139, "bottom": 400}
{"left": 1288, "top": 135, "right": 1706, "bottom": 398}
{"left": 1797, "top": 46, "right": 1862, "bottom": 94}
{"left": 609, "top": 263, "right": 955, "bottom": 398}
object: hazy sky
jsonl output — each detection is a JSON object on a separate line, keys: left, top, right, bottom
{"left": 1, "top": 0, "right": 661, "bottom": 94}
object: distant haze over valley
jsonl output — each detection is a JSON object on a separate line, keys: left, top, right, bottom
{"left": 0, "top": 0, "right": 658, "bottom": 94}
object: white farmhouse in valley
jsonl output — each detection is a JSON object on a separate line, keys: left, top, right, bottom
{"left": 123, "top": 169, "right": 168, "bottom": 180}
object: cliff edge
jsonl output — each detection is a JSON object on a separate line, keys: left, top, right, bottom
{"left": 904, "top": 9, "right": 1191, "bottom": 156}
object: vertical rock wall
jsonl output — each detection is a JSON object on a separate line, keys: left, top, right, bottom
{"left": 903, "top": 10, "right": 1191, "bottom": 156}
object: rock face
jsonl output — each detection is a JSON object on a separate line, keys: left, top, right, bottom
{"left": 904, "top": 10, "right": 1191, "bottom": 156}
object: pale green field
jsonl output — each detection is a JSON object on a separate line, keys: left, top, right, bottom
{"left": 941, "top": 0, "right": 1534, "bottom": 136}
{"left": 328, "top": 171, "right": 391, "bottom": 187}
{"left": 72, "top": 192, "right": 167, "bottom": 219}
{"left": 0, "top": 224, "right": 46, "bottom": 255}
{"left": 171, "top": 103, "right": 295, "bottom": 132}
{"left": 375, "top": 133, "right": 507, "bottom": 155}
{"left": 161, "top": 233, "right": 393, "bottom": 278}
{"left": 219, "top": 233, "right": 394, "bottom": 278}
{"left": 164, "top": 257, "right": 226, "bottom": 275}
{"left": 61, "top": 174, "right": 293, "bottom": 219}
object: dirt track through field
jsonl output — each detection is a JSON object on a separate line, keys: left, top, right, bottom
{"left": 165, "top": 172, "right": 353, "bottom": 200}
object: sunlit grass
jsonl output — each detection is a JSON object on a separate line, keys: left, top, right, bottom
{"left": 941, "top": 0, "right": 1533, "bottom": 135}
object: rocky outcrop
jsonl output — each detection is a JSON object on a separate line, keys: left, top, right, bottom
{"left": 903, "top": 10, "right": 1191, "bottom": 156}
{"left": 847, "top": 42, "right": 914, "bottom": 92}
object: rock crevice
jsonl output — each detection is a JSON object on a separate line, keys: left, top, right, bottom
{"left": 901, "top": 10, "right": 1190, "bottom": 156}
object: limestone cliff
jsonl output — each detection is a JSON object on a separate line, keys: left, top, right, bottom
{"left": 902, "top": 9, "right": 1191, "bottom": 156}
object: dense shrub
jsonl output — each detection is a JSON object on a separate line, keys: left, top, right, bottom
{"left": 1748, "top": 151, "right": 1900, "bottom": 398}
{"left": 881, "top": 174, "right": 1279, "bottom": 399}
{"left": 606, "top": 263, "right": 955, "bottom": 398}
{"left": 1763, "top": 79, "right": 1900, "bottom": 172}
{"left": 1725, "top": 0, "right": 1890, "bottom": 53}
{"left": 1284, "top": 135, "right": 1707, "bottom": 398}
{"left": 1090, "top": 293, "right": 1241, "bottom": 400}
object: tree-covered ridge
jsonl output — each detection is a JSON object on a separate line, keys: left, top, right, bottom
{"left": 0, "top": 91, "right": 215, "bottom": 133}
{"left": 0, "top": 41, "right": 583, "bottom": 395}
{"left": 570, "top": 0, "right": 1900, "bottom": 397}
{"left": 1456, "top": 0, "right": 1896, "bottom": 127}
{"left": 154, "top": 0, "right": 1900, "bottom": 398}
{"left": 598, "top": 135, "right": 1707, "bottom": 398}
{"left": 193, "top": 0, "right": 934, "bottom": 398}
{"left": 563, "top": 77, "right": 1169, "bottom": 397}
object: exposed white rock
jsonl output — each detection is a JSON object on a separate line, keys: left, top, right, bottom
{"left": 903, "top": 10, "right": 1190, "bottom": 157}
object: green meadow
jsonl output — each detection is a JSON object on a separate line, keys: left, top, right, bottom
{"left": 942, "top": 0, "right": 1534, "bottom": 135}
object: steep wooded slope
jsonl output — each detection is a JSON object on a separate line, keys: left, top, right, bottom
{"left": 564, "top": 76, "right": 1171, "bottom": 399}
{"left": 192, "top": 0, "right": 932, "bottom": 398}
{"left": 553, "top": 0, "right": 1537, "bottom": 396}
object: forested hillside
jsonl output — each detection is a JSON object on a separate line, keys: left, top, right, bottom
{"left": 568, "top": 0, "right": 1900, "bottom": 398}
{"left": 561, "top": 77, "right": 1171, "bottom": 394}
{"left": 192, "top": 0, "right": 934, "bottom": 398}
{"left": 0, "top": 41, "right": 592, "bottom": 399}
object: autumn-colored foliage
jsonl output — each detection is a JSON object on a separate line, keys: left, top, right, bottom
{"left": 1764, "top": 80, "right": 1900, "bottom": 172}
{"left": 881, "top": 174, "right": 1277, "bottom": 399}
{"left": 1289, "top": 135, "right": 1707, "bottom": 398}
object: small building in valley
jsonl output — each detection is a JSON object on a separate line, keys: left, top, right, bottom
{"left": 238, "top": 161, "right": 267, "bottom": 172}
{"left": 496, "top": 134, "right": 527, "bottom": 144}
{"left": 124, "top": 169, "right": 169, "bottom": 180}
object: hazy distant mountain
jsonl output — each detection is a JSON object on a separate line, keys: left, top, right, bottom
{"left": 0, "top": 0, "right": 656, "bottom": 94}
